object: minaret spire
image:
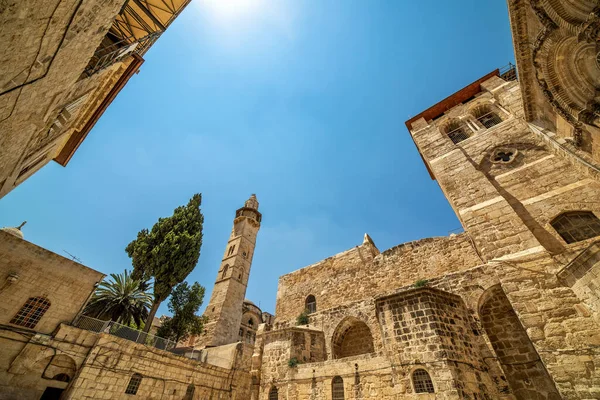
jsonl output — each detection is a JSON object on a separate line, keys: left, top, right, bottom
{"left": 192, "top": 194, "right": 262, "bottom": 348}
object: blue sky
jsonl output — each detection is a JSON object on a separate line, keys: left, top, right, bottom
{"left": 0, "top": 1, "right": 515, "bottom": 315}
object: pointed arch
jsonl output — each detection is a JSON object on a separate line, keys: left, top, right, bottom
{"left": 478, "top": 285, "right": 560, "bottom": 398}
{"left": 221, "top": 264, "right": 229, "bottom": 279}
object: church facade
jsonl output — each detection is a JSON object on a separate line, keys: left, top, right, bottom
{"left": 1, "top": 1, "right": 600, "bottom": 399}
{"left": 245, "top": 67, "right": 600, "bottom": 400}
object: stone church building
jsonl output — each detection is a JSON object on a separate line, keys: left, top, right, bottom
{"left": 1, "top": 0, "right": 600, "bottom": 399}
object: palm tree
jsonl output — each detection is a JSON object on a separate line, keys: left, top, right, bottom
{"left": 84, "top": 270, "right": 153, "bottom": 328}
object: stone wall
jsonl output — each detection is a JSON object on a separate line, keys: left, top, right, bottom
{"left": 0, "top": 323, "right": 252, "bottom": 400}
{"left": 64, "top": 334, "right": 251, "bottom": 400}
{"left": 0, "top": 325, "right": 100, "bottom": 400}
{"left": 409, "top": 78, "right": 600, "bottom": 261}
{"left": 275, "top": 233, "right": 481, "bottom": 324}
{"left": 0, "top": 231, "right": 104, "bottom": 335}
{"left": 0, "top": 0, "right": 137, "bottom": 198}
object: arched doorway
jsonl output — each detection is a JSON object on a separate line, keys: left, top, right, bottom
{"left": 479, "top": 285, "right": 560, "bottom": 399}
{"left": 332, "top": 317, "right": 374, "bottom": 359}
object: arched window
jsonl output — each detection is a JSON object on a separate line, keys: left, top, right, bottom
{"left": 305, "top": 295, "right": 317, "bottom": 314}
{"left": 10, "top": 296, "right": 51, "bottom": 329}
{"left": 184, "top": 384, "right": 195, "bottom": 400}
{"left": 551, "top": 211, "right": 600, "bottom": 243}
{"left": 332, "top": 376, "right": 345, "bottom": 400}
{"left": 412, "top": 369, "right": 435, "bottom": 393}
{"left": 472, "top": 105, "right": 502, "bottom": 129}
{"left": 52, "top": 373, "right": 71, "bottom": 382}
{"left": 125, "top": 373, "right": 143, "bottom": 395}
{"left": 228, "top": 245, "right": 236, "bottom": 256}
{"left": 444, "top": 119, "right": 470, "bottom": 144}
{"left": 221, "top": 264, "right": 229, "bottom": 279}
{"left": 269, "top": 386, "right": 278, "bottom": 400}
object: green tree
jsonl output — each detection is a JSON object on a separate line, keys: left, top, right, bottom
{"left": 126, "top": 194, "right": 204, "bottom": 333}
{"left": 156, "top": 281, "right": 207, "bottom": 343}
{"left": 83, "top": 270, "right": 152, "bottom": 328}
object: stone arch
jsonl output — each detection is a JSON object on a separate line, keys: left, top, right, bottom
{"left": 478, "top": 285, "right": 561, "bottom": 399}
{"left": 411, "top": 368, "right": 435, "bottom": 393}
{"left": 470, "top": 103, "right": 503, "bottom": 129}
{"left": 331, "top": 317, "right": 375, "bottom": 359}
{"left": 42, "top": 354, "right": 77, "bottom": 382}
{"left": 331, "top": 376, "right": 345, "bottom": 400}
{"left": 305, "top": 294, "right": 316, "bottom": 313}
{"left": 533, "top": 22, "right": 600, "bottom": 139}
{"left": 539, "top": 0, "right": 596, "bottom": 28}
{"left": 441, "top": 118, "right": 471, "bottom": 144}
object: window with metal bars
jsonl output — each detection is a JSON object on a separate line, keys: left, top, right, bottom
{"left": 473, "top": 105, "right": 503, "bottom": 129}
{"left": 332, "top": 376, "right": 345, "bottom": 400}
{"left": 125, "top": 373, "right": 142, "bottom": 395}
{"left": 269, "top": 386, "right": 278, "bottom": 400}
{"left": 444, "top": 120, "right": 470, "bottom": 144}
{"left": 551, "top": 211, "right": 600, "bottom": 244}
{"left": 305, "top": 295, "right": 317, "bottom": 314}
{"left": 10, "top": 296, "right": 50, "bottom": 329}
{"left": 412, "top": 369, "right": 435, "bottom": 393}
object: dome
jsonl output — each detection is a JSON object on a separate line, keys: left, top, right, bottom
{"left": 1, "top": 221, "right": 26, "bottom": 239}
{"left": 1, "top": 226, "right": 24, "bottom": 239}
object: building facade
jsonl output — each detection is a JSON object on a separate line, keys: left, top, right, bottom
{"left": 0, "top": 225, "right": 253, "bottom": 400}
{"left": 0, "top": 0, "right": 190, "bottom": 198}
{"left": 251, "top": 69, "right": 600, "bottom": 400}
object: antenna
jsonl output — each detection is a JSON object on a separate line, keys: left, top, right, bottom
{"left": 63, "top": 249, "right": 82, "bottom": 263}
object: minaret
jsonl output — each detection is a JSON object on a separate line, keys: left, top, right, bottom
{"left": 198, "top": 194, "right": 262, "bottom": 347}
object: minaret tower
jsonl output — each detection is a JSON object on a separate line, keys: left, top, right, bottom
{"left": 199, "top": 194, "right": 262, "bottom": 347}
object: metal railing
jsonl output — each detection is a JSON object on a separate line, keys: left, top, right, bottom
{"left": 73, "top": 315, "right": 176, "bottom": 350}
{"left": 499, "top": 63, "right": 518, "bottom": 82}
{"left": 82, "top": 32, "right": 160, "bottom": 78}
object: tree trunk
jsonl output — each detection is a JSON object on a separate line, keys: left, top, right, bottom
{"left": 143, "top": 300, "right": 161, "bottom": 333}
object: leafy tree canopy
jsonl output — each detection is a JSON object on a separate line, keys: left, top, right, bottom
{"left": 126, "top": 193, "right": 204, "bottom": 332}
{"left": 156, "top": 281, "right": 207, "bottom": 343}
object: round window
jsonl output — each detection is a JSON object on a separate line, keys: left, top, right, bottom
{"left": 490, "top": 148, "right": 518, "bottom": 164}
